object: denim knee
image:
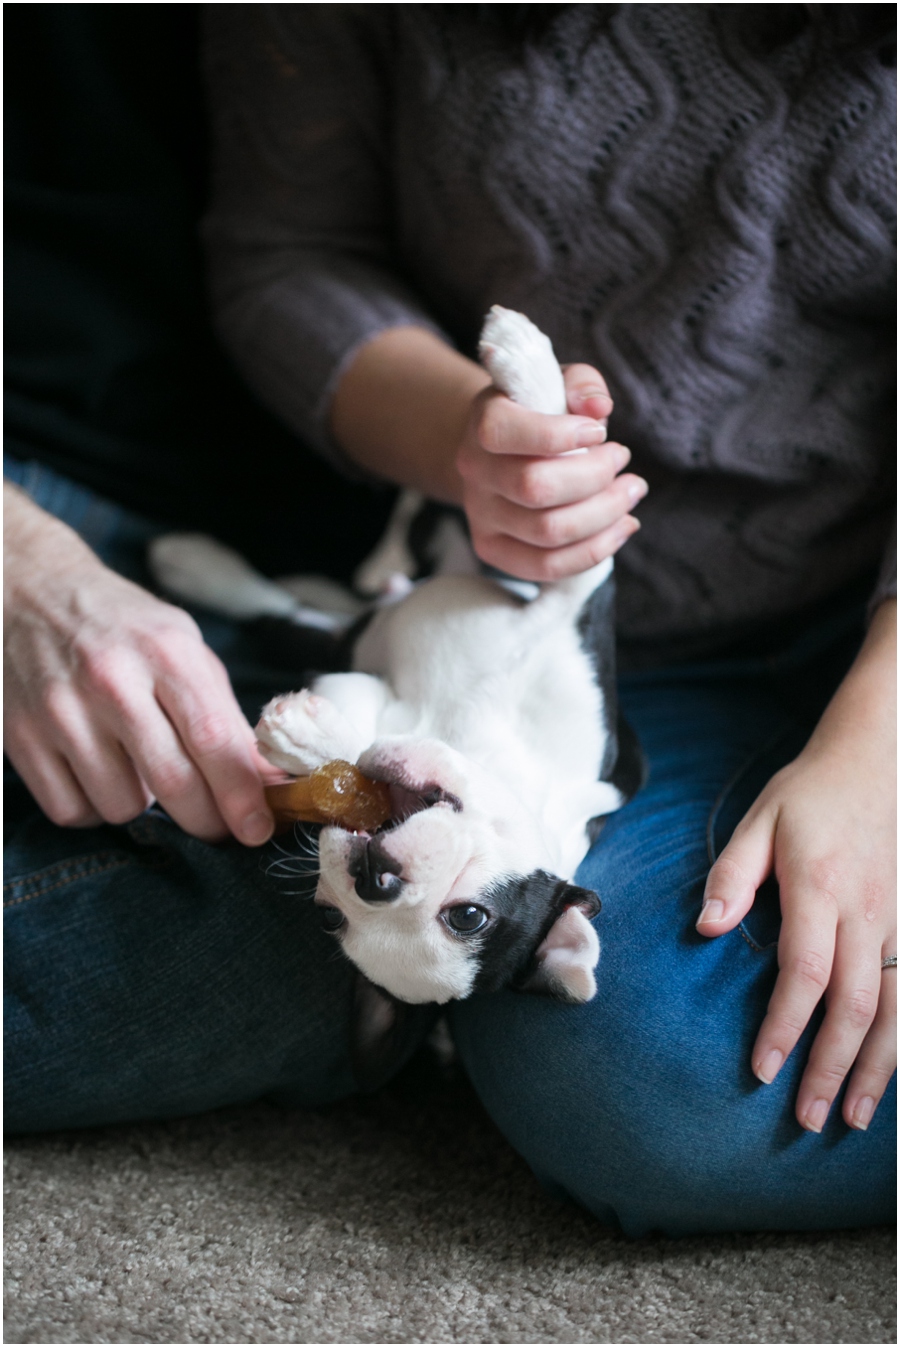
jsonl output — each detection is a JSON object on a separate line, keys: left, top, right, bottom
{"left": 450, "top": 742, "right": 896, "bottom": 1237}
{"left": 451, "top": 903, "right": 895, "bottom": 1237}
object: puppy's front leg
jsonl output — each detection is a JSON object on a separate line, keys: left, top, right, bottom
{"left": 256, "top": 674, "right": 392, "bottom": 775}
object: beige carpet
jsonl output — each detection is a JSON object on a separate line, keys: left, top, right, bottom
{"left": 4, "top": 1047, "right": 895, "bottom": 1345}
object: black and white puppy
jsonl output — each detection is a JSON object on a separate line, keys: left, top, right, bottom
{"left": 150, "top": 309, "right": 643, "bottom": 1019}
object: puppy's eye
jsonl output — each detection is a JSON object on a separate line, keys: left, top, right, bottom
{"left": 444, "top": 904, "right": 490, "bottom": 935}
{"left": 319, "top": 905, "right": 346, "bottom": 933}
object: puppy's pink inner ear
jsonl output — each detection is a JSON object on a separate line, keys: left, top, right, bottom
{"left": 528, "top": 907, "right": 600, "bottom": 1003}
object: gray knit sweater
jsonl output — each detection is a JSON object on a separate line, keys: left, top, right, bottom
{"left": 203, "top": 4, "right": 896, "bottom": 655}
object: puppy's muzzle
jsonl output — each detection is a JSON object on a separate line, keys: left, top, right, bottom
{"left": 349, "top": 837, "right": 404, "bottom": 903}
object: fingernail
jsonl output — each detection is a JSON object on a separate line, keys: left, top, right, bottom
{"left": 242, "top": 810, "right": 273, "bottom": 846}
{"left": 755, "top": 1048, "right": 783, "bottom": 1084}
{"left": 626, "top": 478, "right": 648, "bottom": 505}
{"left": 612, "top": 445, "right": 631, "bottom": 471}
{"left": 850, "top": 1096, "right": 875, "bottom": 1131}
{"left": 697, "top": 898, "right": 725, "bottom": 925}
{"left": 576, "top": 422, "right": 607, "bottom": 446}
{"left": 801, "top": 1098, "right": 830, "bottom": 1133}
{"left": 577, "top": 385, "right": 608, "bottom": 400}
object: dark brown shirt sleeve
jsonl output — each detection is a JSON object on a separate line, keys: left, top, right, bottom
{"left": 202, "top": 5, "right": 447, "bottom": 468}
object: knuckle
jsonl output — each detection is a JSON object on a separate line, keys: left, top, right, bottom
{"left": 536, "top": 549, "right": 571, "bottom": 583}
{"left": 47, "top": 798, "right": 95, "bottom": 828}
{"left": 814, "top": 1062, "right": 850, "bottom": 1089}
{"left": 532, "top": 510, "right": 570, "bottom": 548}
{"left": 148, "top": 628, "right": 204, "bottom": 677}
{"left": 185, "top": 710, "right": 238, "bottom": 758}
{"left": 78, "top": 646, "right": 119, "bottom": 695}
{"left": 843, "top": 987, "right": 878, "bottom": 1028}
{"left": 101, "top": 797, "right": 146, "bottom": 826}
{"left": 861, "top": 1061, "right": 896, "bottom": 1088}
{"left": 469, "top": 528, "right": 497, "bottom": 567}
{"left": 517, "top": 463, "right": 556, "bottom": 509}
{"left": 807, "top": 857, "right": 845, "bottom": 906}
{"left": 708, "top": 855, "right": 749, "bottom": 893}
{"left": 79, "top": 647, "right": 128, "bottom": 700}
{"left": 479, "top": 403, "right": 505, "bottom": 454}
{"left": 584, "top": 534, "right": 617, "bottom": 568}
{"left": 42, "top": 682, "right": 75, "bottom": 728}
{"left": 788, "top": 948, "right": 830, "bottom": 991}
{"left": 772, "top": 1008, "right": 809, "bottom": 1038}
{"left": 148, "top": 756, "right": 197, "bottom": 800}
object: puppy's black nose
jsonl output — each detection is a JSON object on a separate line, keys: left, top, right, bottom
{"left": 349, "top": 838, "right": 404, "bottom": 903}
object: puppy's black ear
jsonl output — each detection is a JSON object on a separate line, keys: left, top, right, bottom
{"left": 556, "top": 882, "right": 601, "bottom": 920}
{"left": 350, "top": 972, "right": 439, "bottom": 1092}
{"left": 516, "top": 883, "right": 602, "bottom": 1003}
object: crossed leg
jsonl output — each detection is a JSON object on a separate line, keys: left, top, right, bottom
{"left": 450, "top": 670, "right": 896, "bottom": 1236}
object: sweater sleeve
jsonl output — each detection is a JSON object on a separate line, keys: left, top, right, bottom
{"left": 202, "top": 4, "right": 449, "bottom": 469}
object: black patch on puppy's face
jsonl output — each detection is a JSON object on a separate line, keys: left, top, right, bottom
{"left": 467, "top": 869, "right": 600, "bottom": 996}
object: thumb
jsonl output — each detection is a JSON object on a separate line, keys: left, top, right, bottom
{"left": 563, "top": 363, "right": 613, "bottom": 421}
{"left": 698, "top": 803, "right": 776, "bottom": 936}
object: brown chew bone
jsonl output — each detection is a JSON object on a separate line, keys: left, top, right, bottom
{"left": 264, "top": 760, "right": 392, "bottom": 832}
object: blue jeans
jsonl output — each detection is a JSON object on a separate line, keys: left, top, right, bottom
{"left": 5, "top": 460, "right": 895, "bottom": 1236}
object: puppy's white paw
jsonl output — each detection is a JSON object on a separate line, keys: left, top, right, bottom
{"left": 478, "top": 306, "right": 567, "bottom": 415}
{"left": 256, "top": 691, "right": 365, "bottom": 774}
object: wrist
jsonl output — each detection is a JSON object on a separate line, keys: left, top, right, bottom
{"left": 330, "top": 326, "right": 490, "bottom": 504}
{"left": 804, "top": 598, "right": 896, "bottom": 764}
{"left": 4, "top": 483, "right": 102, "bottom": 612}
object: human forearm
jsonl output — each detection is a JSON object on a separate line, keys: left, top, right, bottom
{"left": 4, "top": 481, "right": 100, "bottom": 601}
{"left": 805, "top": 597, "right": 896, "bottom": 759}
{"left": 329, "top": 326, "right": 489, "bottom": 503}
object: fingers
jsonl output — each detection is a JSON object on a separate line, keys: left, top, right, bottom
{"left": 4, "top": 547, "right": 273, "bottom": 846}
{"left": 115, "top": 692, "right": 234, "bottom": 843}
{"left": 477, "top": 392, "right": 609, "bottom": 458}
{"left": 473, "top": 514, "right": 641, "bottom": 582}
{"left": 40, "top": 685, "right": 153, "bottom": 825}
{"left": 563, "top": 363, "right": 614, "bottom": 422}
{"left": 153, "top": 651, "right": 272, "bottom": 846}
{"left": 461, "top": 435, "right": 647, "bottom": 579}
{"left": 792, "top": 921, "right": 882, "bottom": 1131}
{"left": 9, "top": 642, "right": 271, "bottom": 847}
{"left": 843, "top": 963, "right": 897, "bottom": 1130}
{"left": 458, "top": 370, "right": 645, "bottom": 581}
{"left": 480, "top": 440, "right": 634, "bottom": 509}
{"left": 85, "top": 632, "right": 272, "bottom": 846}
{"left": 697, "top": 803, "right": 775, "bottom": 934}
{"left": 479, "top": 467, "right": 646, "bottom": 550}
{"left": 750, "top": 883, "right": 837, "bottom": 1100}
{"left": 4, "top": 729, "right": 103, "bottom": 828}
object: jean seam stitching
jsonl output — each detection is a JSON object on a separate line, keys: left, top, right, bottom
{"left": 3, "top": 855, "right": 133, "bottom": 907}
{"left": 738, "top": 925, "right": 768, "bottom": 953}
{"left": 2, "top": 849, "right": 126, "bottom": 892}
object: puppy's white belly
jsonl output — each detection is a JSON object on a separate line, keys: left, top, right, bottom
{"left": 353, "top": 573, "right": 614, "bottom": 871}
